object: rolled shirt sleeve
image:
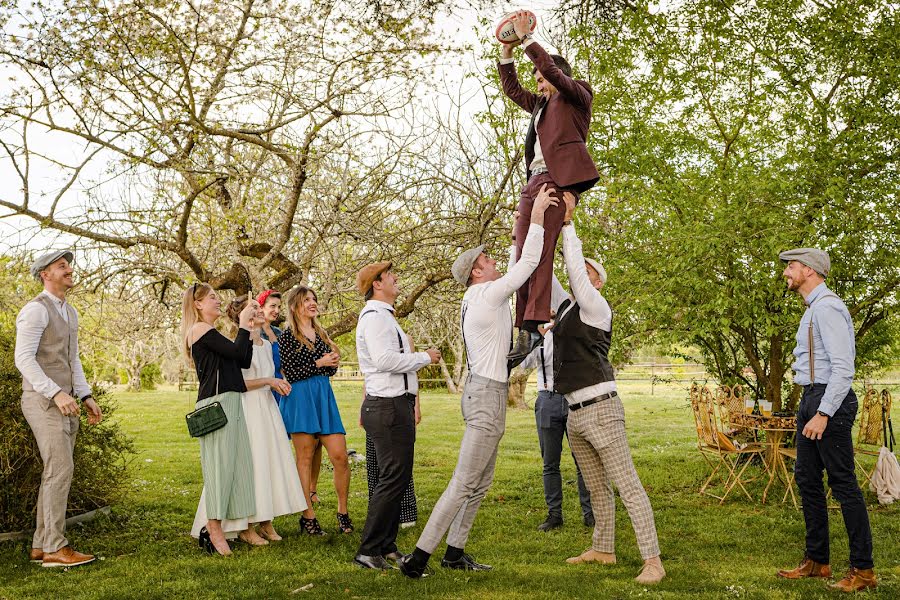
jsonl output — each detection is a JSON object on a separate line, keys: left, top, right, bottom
{"left": 816, "top": 305, "right": 856, "bottom": 417}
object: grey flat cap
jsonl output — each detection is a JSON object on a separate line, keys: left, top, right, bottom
{"left": 452, "top": 244, "right": 485, "bottom": 286}
{"left": 30, "top": 249, "right": 74, "bottom": 281}
{"left": 779, "top": 247, "right": 830, "bottom": 277}
{"left": 584, "top": 257, "right": 607, "bottom": 284}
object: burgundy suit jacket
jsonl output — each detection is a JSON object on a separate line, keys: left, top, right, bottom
{"left": 498, "top": 42, "right": 600, "bottom": 193}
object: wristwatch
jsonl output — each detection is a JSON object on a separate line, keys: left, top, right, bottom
{"left": 520, "top": 32, "right": 533, "bottom": 43}
{"left": 816, "top": 410, "right": 829, "bottom": 418}
{"left": 562, "top": 220, "right": 573, "bottom": 227}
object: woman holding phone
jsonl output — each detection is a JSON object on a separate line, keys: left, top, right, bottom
{"left": 180, "top": 283, "right": 258, "bottom": 556}
{"left": 279, "top": 285, "right": 353, "bottom": 535}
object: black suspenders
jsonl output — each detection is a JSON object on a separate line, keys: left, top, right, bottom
{"left": 360, "top": 309, "right": 409, "bottom": 394}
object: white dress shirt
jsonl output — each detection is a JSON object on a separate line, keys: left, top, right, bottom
{"left": 560, "top": 225, "right": 617, "bottom": 404}
{"left": 461, "top": 223, "right": 544, "bottom": 383}
{"left": 14, "top": 290, "right": 91, "bottom": 400}
{"left": 356, "top": 300, "right": 431, "bottom": 397}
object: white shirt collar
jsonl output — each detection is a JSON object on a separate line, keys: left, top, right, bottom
{"left": 40, "top": 289, "right": 67, "bottom": 308}
{"left": 365, "top": 299, "right": 395, "bottom": 313}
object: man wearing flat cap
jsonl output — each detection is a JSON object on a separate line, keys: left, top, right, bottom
{"left": 553, "top": 193, "right": 664, "bottom": 584}
{"left": 776, "top": 248, "right": 876, "bottom": 592}
{"left": 399, "top": 184, "right": 557, "bottom": 578}
{"left": 354, "top": 261, "right": 440, "bottom": 570}
{"left": 14, "top": 250, "right": 103, "bottom": 568}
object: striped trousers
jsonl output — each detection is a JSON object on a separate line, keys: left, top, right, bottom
{"left": 567, "top": 393, "right": 660, "bottom": 559}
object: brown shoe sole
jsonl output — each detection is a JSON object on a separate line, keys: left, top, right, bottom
{"left": 42, "top": 556, "right": 96, "bottom": 568}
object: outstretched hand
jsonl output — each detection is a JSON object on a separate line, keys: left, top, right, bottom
{"left": 511, "top": 10, "right": 532, "bottom": 39}
{"left": 563, "top": 191, "right": 577, "bottom": 221}
{"left": 533, "top": 184, "right": 559, "bottom": 216}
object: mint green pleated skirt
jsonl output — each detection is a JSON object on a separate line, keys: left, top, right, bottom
{"left": 197, "top": 391, "right": 256, "bottom": 520}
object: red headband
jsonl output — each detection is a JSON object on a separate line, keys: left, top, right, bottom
{"left": 256, "top": 289, "right": 278, "bottom": 307}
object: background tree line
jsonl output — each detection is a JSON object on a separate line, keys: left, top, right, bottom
{"left": 1, "top": 0, "right": 897, "bottom": 407}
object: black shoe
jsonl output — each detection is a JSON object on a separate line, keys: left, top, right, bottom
{"left": 398, "top": 554, "right": 430, "bottom": 578}
{"left": 353, "top": 553, "right": 390, "bottom": 570}
{"left": 507, "top": 330, "right": 543, "bottom": 369}
{"left": 300, "top": 516, "right": 327, "bottom": 536}
{"left": 537, "top": 514, "right": 563, "bottom": 532}
{"left": 440, "top": 553, "right": 492, "bottom": 571}
{"left": 383, "top": 551, "right": 406, "bottom": 562}
{"left": 337, "top": 512, "right": 354, "bottom": 534}
{"left": 583, "top": 514, "right": 595, "bottom": 528}
{"left": 198, "top": 526, "right": 214, "bottom": 554}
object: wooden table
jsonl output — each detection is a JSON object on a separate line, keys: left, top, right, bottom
{"left": 730, "top": 413, "right": 798, "bottom": 507}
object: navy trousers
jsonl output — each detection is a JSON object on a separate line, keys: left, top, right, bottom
{"left": 795, "top": 385, "right": 873, "bottom": 569}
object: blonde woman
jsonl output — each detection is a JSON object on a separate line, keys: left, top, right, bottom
{"left": 191, "top": 295, "right": 308, "bottom": 544}
{"left": 180, "top": 283, "right": 258, "bottom": 556}
{"left": 279, "top": 285, "right": 353, "bottom": 535}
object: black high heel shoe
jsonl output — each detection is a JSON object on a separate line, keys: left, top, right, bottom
{"left": 199, "top": 526, "right": 231, "bottom": 555}
{"left": 337, "top": 512, "right": 354, "bottom": 534}
{"left": 198, "top": 527, "right": 215, "bottom": 554}
{"left": 300, "top": 515, "right": 326, "bottom": 536}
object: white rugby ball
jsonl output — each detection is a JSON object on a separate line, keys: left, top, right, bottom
{"left": 495, "top": 11, "right": 537, "bottom": 45}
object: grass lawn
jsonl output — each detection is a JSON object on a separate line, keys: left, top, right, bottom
{"left": 1, "top": 381, "right": 898, "bottom": 599}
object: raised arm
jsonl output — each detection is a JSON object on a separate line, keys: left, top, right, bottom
{"left": 498, "top": 42, "right": 539, "bottom": 114}
{"left": 522, "top": 40, "right": 592, "bottom": 109}
{"left": 482, "top": 185, "right": 557, "bottom": 306}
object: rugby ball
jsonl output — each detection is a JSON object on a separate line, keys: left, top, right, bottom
{"left": 495, "top": 11, "right": 537, "bottom": 44}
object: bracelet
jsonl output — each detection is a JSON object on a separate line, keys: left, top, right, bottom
{"left": 80, "top": 394, "right": 93, "bottom": 403}
{"left": 520, "top": 33, "right": 533, "bottom": 43}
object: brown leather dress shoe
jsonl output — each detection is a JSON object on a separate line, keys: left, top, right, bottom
{"left": 29, "top": 548, "right": 43, "bottom": 563}
{"left": 829, "top": 568, "right": 877, "bottom": 592}
{"left": 776, "top": 556, "right": 831, "bottom": 579}
{"left": 565, "top": 548, "right": 617, "bottom": 565}
{"left": 41, "top": 546, "right": 95, "bottom": 568}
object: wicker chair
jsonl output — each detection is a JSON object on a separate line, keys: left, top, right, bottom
{"left": 691, "top": 384, "right": 767, "bottom": 503}
{"left": 855, "top": 388, "right": 894, "bottom": 487}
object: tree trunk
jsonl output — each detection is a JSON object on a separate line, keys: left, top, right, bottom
{"left": 438, "top": 357, "right": 458, "bottom": 394}
{"left": 507, "top": 369, "right": 531, "bottom": 409}
{"left": 766, "top": 333, "right": 785, "bottom": 411}
{"left": 127, "top": 363, "right": 142, "bottom": 392}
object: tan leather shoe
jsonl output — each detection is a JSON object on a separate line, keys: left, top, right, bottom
{"left": 29, "top": 548, "right": 43, "bottom": 563}
{"left": 565, "top": 548, "right": 616, "bottom": 565}
{"left": 776, "top": 556, "right": 832, "bottom": 579}
{"left": 41, "top": 546, "right": 95, "bottom": 568}
{"left": 829, "top": 568, "right": 877, "bottom": 592}
{"left": 635, "top": 557, "right": 666, "bottom": 584}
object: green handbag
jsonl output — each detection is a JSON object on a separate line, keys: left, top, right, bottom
{"left": 186, "top": 400, "right": 227, "bottom": 437}
{"left": 185, "top": 371, "right": 228, "bottom": 437}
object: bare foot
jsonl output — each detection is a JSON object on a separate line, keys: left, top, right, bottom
{"left": 239, "top": 528, "right": 269, "bottom": 546}
{"left": 206, "top": 522, "right": 233, "bottom": 556}
{"left": 258, "top": 522, "right": 282, "bottom": 541}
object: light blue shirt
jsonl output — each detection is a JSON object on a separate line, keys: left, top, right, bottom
{"left": 791, "top": 282, "right": 855, "bottom": 417}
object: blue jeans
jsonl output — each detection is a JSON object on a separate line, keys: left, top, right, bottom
{"left": 795, "top": 385, "right": 872, "bottom": 569}
{"left": 535, "top": 390, "right": 593, "bottom": 520}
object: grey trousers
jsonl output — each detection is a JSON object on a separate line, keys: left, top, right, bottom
{"left": 21, "top": 390, "right": 79, "bottom": 553}
{"left": 416, "top": 373, "right": 507, "bottom": 554}
{"left": 567, "top": 394, "right": 661, "bottom": 559}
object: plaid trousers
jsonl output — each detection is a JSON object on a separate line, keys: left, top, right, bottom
{"left": 567, "top": 394, "right": 660, "bottom": 559}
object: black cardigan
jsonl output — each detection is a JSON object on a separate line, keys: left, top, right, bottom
{"left": 191, "top": 328, "right": 253, "bottom": 401}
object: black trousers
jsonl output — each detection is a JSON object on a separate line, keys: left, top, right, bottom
{"left": 357, "top": 393, "right": 416, "bottom": 556}
{"left": 795, "top": 385, "right": 873, "bottom": 569}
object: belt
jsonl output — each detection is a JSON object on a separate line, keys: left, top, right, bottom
{"left": 569, "top": 391, "right": 617, "bottom": 411}
{"left": 530, "top": 167, "right": 549, "bottom": 177}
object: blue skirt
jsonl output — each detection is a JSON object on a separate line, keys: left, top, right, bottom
{"left": 280, "top": 375, "right": 345, "bottom": 435}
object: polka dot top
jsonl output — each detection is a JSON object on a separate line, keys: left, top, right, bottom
{"left": 280, "top": 328, "right": 338, "bottom": 382}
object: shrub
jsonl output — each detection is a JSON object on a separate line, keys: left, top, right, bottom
{"left": 0, "top": 321, "right": 135, "bottom": 532}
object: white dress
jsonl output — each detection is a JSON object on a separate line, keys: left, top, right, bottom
{"left": 191, "top": 339, "right": 307, "bottom": 538}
